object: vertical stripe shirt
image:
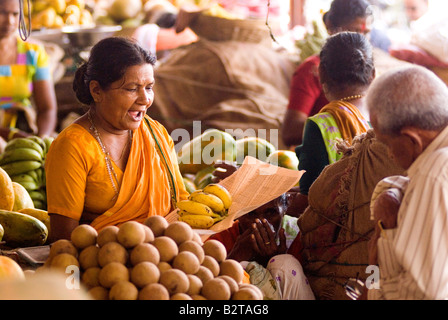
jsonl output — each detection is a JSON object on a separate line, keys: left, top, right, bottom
{"left": 369, "top": 125, "right": 448, "bottom": 300}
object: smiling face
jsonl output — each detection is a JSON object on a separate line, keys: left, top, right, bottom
{"left": 0, "top": 0, "right": 19, "bottom": 39}
{"left": 90, "top": 64, "right": 155, "bottom": 133}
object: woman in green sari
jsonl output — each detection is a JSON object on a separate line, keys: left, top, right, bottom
{"left": 290, "top": 32, "right": 375, "bottom": 215}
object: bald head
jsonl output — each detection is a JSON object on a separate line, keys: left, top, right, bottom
{"left": 367, "top": 66, "right": 448, "bottom": 136}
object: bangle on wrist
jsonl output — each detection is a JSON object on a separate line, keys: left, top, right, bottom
{"left": 8, "top": 128, "right": 19, "bottom": 141}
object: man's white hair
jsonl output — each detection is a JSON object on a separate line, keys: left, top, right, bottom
{"left": 367, "top": 65, "right": 448, "bottom": 135}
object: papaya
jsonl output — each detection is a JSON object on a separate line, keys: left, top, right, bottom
{"left": 0, "top": 210, "right": 48, "bottom": 248}
{"left": 18, "top": 208, "right": 50, "bottom": 230}
{"left": 177, "top": 129, "right": 236, "bottom": 174}
{"left": 266, "top": 150, "right": 299, "bottom": 170}
{"left": 235, "top": 137, "right": 276, "bottom": 165}
{"left": 12, "top": 182, "right": 35, "bottom": 211}
{"left": 0, "top": 167, "right": 14, "bottom": 211}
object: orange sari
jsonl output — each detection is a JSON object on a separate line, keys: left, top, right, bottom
{"left": 46, "top": 115, "right": 189, "bottom": 231}
{"left": 91, "top": 116, "right": 189, "bottom": 230}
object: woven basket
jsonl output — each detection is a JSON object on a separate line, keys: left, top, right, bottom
{"left": 189, "top": 13, "right": 272, "bottom": 45}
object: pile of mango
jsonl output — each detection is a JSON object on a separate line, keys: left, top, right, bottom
{"left": 177, "top": 129, "right": 299, "bottom": 193}
{"left": 26, "top": 0, "right": 94, "bottom": 30}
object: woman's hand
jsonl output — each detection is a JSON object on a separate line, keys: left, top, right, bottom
{"left": 227, "top": 227, "right": 257, "bottom": 262}
{"left": 228, "top": 218, "right": 287, "bottom": 266}
{"left": 251, "top": 218, "right": 287, "bottom": 265}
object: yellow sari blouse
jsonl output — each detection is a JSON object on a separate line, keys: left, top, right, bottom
{"left": 45, "top": 115, "right": 189, "bottom": 231}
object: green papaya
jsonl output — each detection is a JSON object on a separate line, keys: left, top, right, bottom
{"left": 0, "top": 210, "right": 48, "bottom": 247}
{"left": 235, "top": 137, "right": 276, "bottom": 165}
{"left": 177, "top": 129, "right": 236, "bottom": 174}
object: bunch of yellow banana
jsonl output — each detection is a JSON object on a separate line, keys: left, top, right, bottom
{"left": 0, "top": 136, "right": 54, "bottom": 210}
{"left": 177, "top": 183, "right": 232, "bottom": 229}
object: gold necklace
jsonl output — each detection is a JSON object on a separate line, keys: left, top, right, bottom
{"left": 340, "top": 94, "right": 364, "bottom": 102}
{"left": 87, "top": 111, "right": 131, "bottom": 200}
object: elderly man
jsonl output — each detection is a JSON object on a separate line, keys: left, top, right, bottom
{"left": 366, "top": 65, "right": 448, "bottom": 300}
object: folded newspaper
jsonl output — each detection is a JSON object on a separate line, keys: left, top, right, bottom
{"left": 166, "top": 156, "right": 304, "bottom": 239}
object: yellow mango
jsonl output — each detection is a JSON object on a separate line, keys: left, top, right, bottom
{"left": 67, "top": 0, "right": 85, "bottom": 11}
{"left": 49, "top": 0, "right": 66, "bottom": 15}
{"left": 0, "top": 167, "right": 14, "bottom": 211}
{"left": 11, "top": 182, "right": 34, "bottom": 211}
{"left": 33, "top": 0, "right": 49, "bottom": 13}
{"left": 64, "top": 5, "right": 81, "bottom": 20}
{"left": 39, "top": 7, "right": 57, "bottom": 28}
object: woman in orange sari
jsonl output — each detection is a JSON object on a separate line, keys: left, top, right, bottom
{"left": 289, "top": 32, "right": 375, "bottom": 216}
{"left": 45, "top": 37, "right": 189, "bottom": 242}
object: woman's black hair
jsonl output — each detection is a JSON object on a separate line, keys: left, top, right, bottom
{"left": 324, "top": 0, "right": 372, "bottom": 29}
{"left": 319, "top": 31, "right": 374, "bottom": 92}
{"left": 73, "top": 36, "right": 157, "bottom": 106}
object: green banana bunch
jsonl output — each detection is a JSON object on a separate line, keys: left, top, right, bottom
{"left": 0, "top": 136, "right": 54, "bottom": 211}
{"left": 0, "top": 160, "right": 42, "bottom": 176}
{"left": 0, "top": 148, "right": 43, "bottom": 165}
{"left": 28, "top": 189, "right": 47, "bottom": 209}
{"left": 4, "top": 138, "right": 44, "bottom": 157}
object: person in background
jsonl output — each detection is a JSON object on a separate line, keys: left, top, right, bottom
{"left": 0, "top": 0, "right": 57, "bottom": 139}
{"left": 45, "top": 37, "right": 189, "bottom": 242}
{"left": 286, "top": 130, "right": 403, "bottom": 300}
{"left": 210, "top": 194, "right": 290, "bottom": 265}
{"left": 366, "top": 65, "right": 448, "bottom": 300}
{"left": 290, "top": 31, "right": 374, "bottom": 215}
{"left": 131, "top": 0, "right": 198, "bottom": 58}
{"left": 404, "top": 0, "right": 428, "bottom": 22}
{"left": 208, "top": 194, "right": 315, "bottom": 300}
{"left": 282, "top": 0, "right": 373, "bottom": 148}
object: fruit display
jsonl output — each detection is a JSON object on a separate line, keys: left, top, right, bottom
{"left": 27, "top": 0, "right": 94, "bottom": 30}
{"left": 37, "top": 218, "right": 263, "bottom": 300}
{"left": 266, "top": 150, "right": 299, "bottom": 170}
{"left": 0, "top": 164, "right": 50, "bottom": 248}
{"left": 177, "top": 183, "right": 232, "bottom": 229}
{"left": 0, "top": 136, "right": 54, "bottom": 210}
{"left": 178, "top": 131, "right": 278, "bottom": 191}
{"left": 0, "top": 209, "right": 48, "bottom": 247}
{"left": 177, "top": 129, "right": 237, "bottom": 175}
{"left": 235, "top": 136, "right": 276, "bottom": 165}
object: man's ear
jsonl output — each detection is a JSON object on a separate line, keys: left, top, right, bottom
{"left": 400, "top": 127, "right": 424, "bottom": 158}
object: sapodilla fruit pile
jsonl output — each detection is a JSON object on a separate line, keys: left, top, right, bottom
{"left": 39, "top": 216, "right": 263, "bottom": 300}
